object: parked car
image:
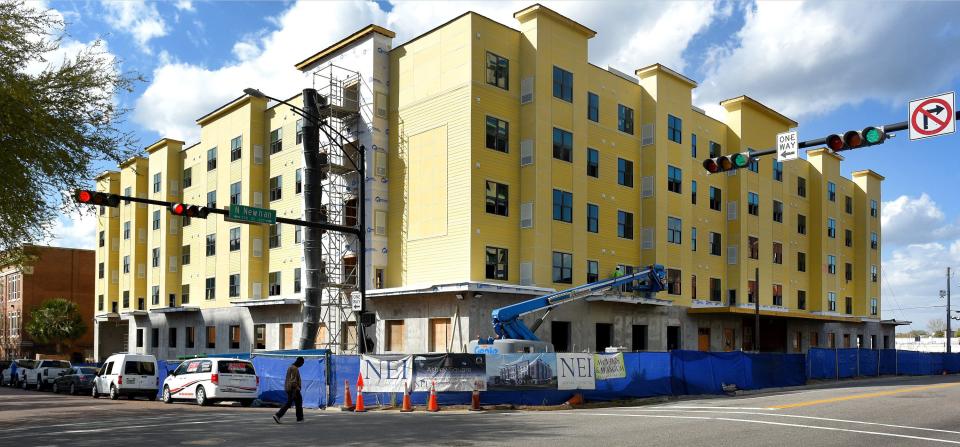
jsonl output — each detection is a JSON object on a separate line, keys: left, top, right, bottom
{"left": 2, "top": 359, "right": 33, "bottom": 387}
{"left": 52, "top": 366, "right": 99, "bottom": 395}
{"left": 92, "top": 353, "right": 158, "bottom": 400}
{"left": 162, "top": 358, "right": 258, "bottom": 407}
{"left": 21, "top": 359, "right": 71, "bottom": 390}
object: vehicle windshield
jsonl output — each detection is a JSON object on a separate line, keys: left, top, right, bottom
{"left": 78, "top": 367, "right": 98, "bottom": 375}
{"left": 123, "top": 361, "right": 156, "bottom": 375}
{"left": 43, "top": 361, "right": 70, "bottom": 368}
{"left": 218, "top": 361, "right": 256, "bottom": 375}
{"left": 17, "top": 360, "right": 35, "bottom": 369}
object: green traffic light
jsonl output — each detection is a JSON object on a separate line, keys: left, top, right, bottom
{"left": 732, "top": 153, "right": 750, "bottom": 168}
{"left": 863, "top": 127, "right": 884, "bottom": 144}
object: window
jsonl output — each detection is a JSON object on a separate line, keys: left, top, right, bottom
{"left": 618, "top": 104, "right": 634, "bottom": 134}
{"left": 206, "top": 234, "right": 216, "bottom": 256}
{"left": 269, "top": 272, "right": 281, "bottom": 296}
{"left": 792, "top": 291, "right": 805, "bottom": 311}
{"left": 773, "top": 200, "right": 783, "bottom": 223}
{"left": 845, "top": 196, "right": 853, "bottom": 214}
{"left": 207, "top": 190, "right": 216, "bottom": 209}
{"left": 207, "top": 147, "right": 217, "bottom": 171}
{"left": 618, "top": 158, "right": 634, "bottom": 187}
{"left": 295, "top": 169, "right": 302, "bottom": 194}
{"left": 181, "top": 245, "right": 190, "bottom": 265}
{"left": 185, "top": 327, "right": 195, "bottom": 349}
{"left": 710, "top": 278, "right": 721, "bottom": 302}
{"left": 691, "top": 227, "right": 697, "bottom": 251}
{"left": 709, "top": 141, "right": 721, "bottom": 158}
{"left": 587, "top": 260, "right": 598, "bottom": 283}
{"left": 252, "top": 324, "right": 265, "bottom": 350}
{"left": 691, "top": 133, "right": 697, "bottom": 158}
{"left": 230, "top": 325, "right": 240, "bottom": 349}
{"left": 270, "top": 128, "right": 282, "bottom": 154}
{"left": 485, "top": 247, "right": 508, "bottom": 280}
{"left": 871, "top": 265, "right": 878, "bottom": 282}
{"left": 709, "top": 232, "right": 721, "bottom": 256}
{"left": 747, "top": 280, "right": 757, "bottom": 303}
{"left": 552, "top": 189, "right": 573, "bottom": 223}
{"left": 691, "top": 180, "right": 697, "bottom": 204}
{"left": 485, "top": 116, "right": 509, "bottom": 153}
{"left": 827, "top": 218, "right": 836, "bottom": 238}
{"left": 151, "top": 286, "right": 159, "bottom": 305}
{"left": 587, "top": 148, "right": 599, "bottom": 177}
{"left": 667, "top": 114, "right": 682, "bottom": 144}
{"left": 123, "top": 221, "right": 130, "bottom": 239}
{"left": 152, "top": 210, "right": 160, "bottom": 230}
{"left": 385, "top": 320, "right": 405, "bottom": 352}
{"left": 230, "top": 182, "right": 241, "bottom": 205}
{"left": 552, "top": 66, "right": 572, "bottom": 102}
{"left": 151, "top": 248, "right": 160, "bottom": 267}
{"left": 845, "top": 229, "right": 853, "bottom": 247}
{"left": 827, "top": 255, "right": 836, "bottom": 274}
{"left": 98, "top": 230, "right": 105, "bottom": 247}
{"left": 709, "top": 187, "right": 721, "bottom": 211}
{"left": 845, "top": 263, "right": 853, "bottom": 281}
{"left": 773, "top": 160, "right": 783, "bottom": 182}
{"left": 485, "top": 181, "right": 508, "bottom": 216}
{"left": 772, "top": 284, "right": 783, "bottom": 306}
{"left": 151, "top": 328, "right": 159, "bottom": 348}
{"left": 552, "top": 127, "right": 573, "bottom": 162}
{"left": 135, "top": 329, "right": 143, "bottom": 348}
{"left": 206, "top": 326, "right": 216, "bottom": 349}
{"left": 230, "top": 136, "right": 242, "bottom": 161}
{"left": 122, "top": 290, "right": 129, "bottom": 308}
{"left": 666, "top": 268, "right": 681, "bottom": 295}
{"left": 797, "top": 176, "right": 806, "bottom": 197}
{"left": 123, "top": 255, "right": 130, "bottom": 273}
{"left": 870, "top": 199, "right": 878, "bottom": 217}
{"left": 870, "top": 298, "right": 878, "bottom": 316}
{"left": 552, "top": 252, "right": 572, "bottom": 284}
{"left": 618, "top": 211, "right": 634, "bottom": 240}
{"left": 98, "top": 294, "right": 104, "bottom": 311}
{"left": 690, "top": 274, "right": 697, "bottom": 299}
{"left": 587, "top": 204, "right": 599, "bottom": 233}
{"left": 296, "top": 119, "right": 303, "bottom": 145}
{"left": 871, "top": 232, "right": 878, "bottom": 249}
{"left": 798, "top": 214, "right": 807, "bottom": 235}
{"left": 269, "top": 224, "right": 280, "bottom": 248}
{"left": 205, "top": 277, "right": 215, "bottom": 300}
{"left": 773, "top": 242, "right": 783, "bottom": 264}
{"left": 667, "top": 165, "right": 681, "bottom": 193}
{"left": 486, "top": 52, "right": 508, "bottom": 89}
{"left": 293, "top": 268, "right": 302, "bottom": 293}
{"left": 183, "top": 167, "right": 192, "bottom": 188}
{"left": 827, "top": 181, "right": 836, "bottom": 201}
{"left": 797, "top": 252, "right": 806, "bottom": 272}
{"left": 168, "top": 327, "right": 177, "bottom": 348}
{"left": 587, "top": 92, "right": 599, "bottom": 122}
{"left": 748, "top": 236, "right": 759, "bottom": 259}
{"left": 181, "top": 284, "right": 190, "bottom": 304}
{"left": 295, "top": 225, "right": 302, "bottom": 244}
{"left": 98, "top": 262, "right": 104, "bottom": 279}
{"left": 747, "top": 192, "right": 759, "bottom": 216}
{"left": 152, "top": 172, "right": 161, "bottom": 193}
{"left": 667, "top": 217, "right": 682, "bottom": 244}
{"left": 229, "top": 227, "right": 240, "bottom": 252}
{"left": 269, "top": 176, "right": 282, "bottom": 201}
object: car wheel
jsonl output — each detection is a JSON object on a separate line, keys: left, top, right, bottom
{"left": 21, "top": 379, "right": 26, "bottom": 390}
{"left": 110, "top": 385, "right": 119, "bottom": 400}
{"left": 91, "top": 385, "right": 99, "bottom": 398}
{"left": 52, "top": 382, "right": 59, "bottom": 393}
{"left": 240, "top": 399, "right": 253, "bottom": 407}
{"left": 162, "top": 386, "right": 173, "bottom": 404}
{"left": 70, "top": 383, "right": 76, "bottom": 395}
{"left": 35, "top": 377, "right": 43, "bottom": 391}
{"left": 195, "top": 386, "right": 209, "bottom": 406}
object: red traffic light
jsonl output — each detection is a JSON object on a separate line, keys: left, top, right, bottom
{"left": 74, "top": 189, "right": 120, "bottom": 207}
{"left": 703, "top": 159, "right": 719, "bottom": 173}
{"left": 169, "top": 203, "right": 187, "bottom": 216}
{"left": 77, "top": 190, "right": 92, "bottom": 203}
{"left": 842, "top": 130, "right": 863, "bottom": 149}
{"left": 168, "top": 203, "right": 211, "bottom": 219}
{"left": 825, "top": 134, "right": 844, "bottom": 151}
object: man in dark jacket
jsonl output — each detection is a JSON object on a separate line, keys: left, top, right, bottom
{"left": 273, "top": 357, "right": 304, "bottom": 423}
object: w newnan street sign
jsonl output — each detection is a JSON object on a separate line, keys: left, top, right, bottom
{"left": 228, "top": 204, "right": 276, "bottom": 225}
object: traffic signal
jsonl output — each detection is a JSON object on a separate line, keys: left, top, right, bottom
{"left": 74, "top": 189, "right": 120, "bottom": 207}
{"left": 702, "top": 151, "right": 752, "bottom": 174}
{"left": 168, "top": 203, "right": 211, "bottom": 219}
{"left": 825, "top": 126, "right": 886, "bottom": 152}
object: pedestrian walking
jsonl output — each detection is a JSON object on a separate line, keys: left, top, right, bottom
{"left": 273, "top": 356, "right": 304, "bottom": 424}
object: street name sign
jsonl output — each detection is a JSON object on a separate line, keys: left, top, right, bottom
{"left": 909, "top": 92, "right": 955, "bottom": 141}
{"left": 227, "top": 204, "right": 276, "bottom": 225}
{"left": 776, "top": 130, "right": 799, "bottom": 161}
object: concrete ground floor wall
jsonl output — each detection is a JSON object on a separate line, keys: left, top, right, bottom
{"left": 368, "top": 292, "right": 896, "bottom": 354}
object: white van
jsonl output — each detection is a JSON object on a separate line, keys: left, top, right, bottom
{"left": 92, "top": 353, "right": 158, "bottom": 400}
{"left": 161, "top": 358, "right": 258, "bottom": 407}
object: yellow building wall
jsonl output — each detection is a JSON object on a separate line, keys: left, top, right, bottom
{"left": 118, "top": 158, "right": 149, "bottom": 311}
{"left": 95, "top": 172, "right": 121, "bottom": 315}
{"left": 146, "top": 139, "right": 184, "bottom": 309}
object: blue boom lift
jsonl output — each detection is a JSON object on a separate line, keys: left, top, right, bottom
{"left": 469, "top": 264, "right": 667, "bottom": 354}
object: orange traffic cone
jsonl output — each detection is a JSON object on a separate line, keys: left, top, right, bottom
{"left": 427, "top": 381, "right": 439, "bottom": 412}
{"left": 400, "top": 381, "right": 413, "bottom": 413}
{"left": 341, "top": 379, "right": 355, "bottom": 411}
{"left": 354, "top": 373, "right": 367, "bottom": 413}
{"left": 564, "top": 393, "right": 584, "bottom": 406}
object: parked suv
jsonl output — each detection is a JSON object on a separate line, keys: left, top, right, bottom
{"left": 1, "top": 360, "right": 28, "bottom": 387}
{"left": 162, "top": 358, "right": 258, "bottom": 406}
{"left": 92, "top": 353, "right": 158, "bottom": 400}
{"left": 22, "top": 360, "right": 71, "bottom": 390}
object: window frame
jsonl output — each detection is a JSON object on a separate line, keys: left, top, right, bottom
{"left": 485, "top": 246, "right": 508, "bottom": 281}
{"left": 667, "top": 114, "right": 682, "bottom": 144}
{"left": 552, "top": 66, "right": 573, "bottom": 102}
{"left": 485, "top": 51, "right": 509, "bottom": 90}
{"left": 552, "top": 251, "right": 573, "bottom": 284}
{"left": 485, "top": 180, "right": 509, "bottom": 217}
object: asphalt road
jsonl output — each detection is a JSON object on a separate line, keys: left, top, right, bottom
{"left": 1, "top": 375, "right": 959, "bottom": 446}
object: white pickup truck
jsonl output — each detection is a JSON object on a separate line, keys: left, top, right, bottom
{"left": 22, "top": 360, "right": 72, "bottom": 391}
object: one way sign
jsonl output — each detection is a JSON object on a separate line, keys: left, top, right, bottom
{"left": 909, "top": 92, "right": 955, "bottom": 141}
{"left": 776, "top": 130, "right": 798, "bottom": 162}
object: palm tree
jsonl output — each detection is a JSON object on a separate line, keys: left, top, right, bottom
{"left": 25, "top": 298, "right": 86, "bottom": 354}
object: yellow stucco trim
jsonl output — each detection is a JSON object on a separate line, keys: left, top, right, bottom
{"left": 513, "top": 3, "right": 597, "bottom": 38}
{"left": 851, "top": 169, "right": 886, "bottom": 181}
{"left": 294, "top": 25, "right": 396, "bottom": 70}
{"left": 720, "top": 95, "right": 798, "bottom": 128}
{"left": 687, "top": 306, "right": 864, "bottom": 323}
{"left": 118, "top": 156, "right": 147, "bottom": 169}
{"left": 635, "top": 63, "right": 698, "bottom": 88}
{"left": 95, "top": 170, "right": 120, "bottom": 181}
{"left": 145, "top": 138, "right": 185, "bottom": 154}
{"left": 195, "top": 95, "right": 253, "bottom": 126}
{"left": 807, "top": 147, "right": 845, "bottom": 161}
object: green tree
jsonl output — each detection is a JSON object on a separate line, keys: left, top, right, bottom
{"left": 25, "top": 298, "right": 86, "bottom": 354}
{"left": 0, "top": 2, "right": 141, "bottom": 263}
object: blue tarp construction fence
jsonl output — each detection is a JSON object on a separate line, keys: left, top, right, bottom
{"left": 807, "top": 348, "right": 960, "bottom": 379}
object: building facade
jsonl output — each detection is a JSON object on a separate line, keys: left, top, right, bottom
{"left": 93, "top": 4, "right": 893, "bottom": 360}
{"left": 1, "top": 246, "right": 95, "bottom": 361}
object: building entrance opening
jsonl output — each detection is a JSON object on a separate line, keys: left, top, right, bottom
{"left": 667, "top": 325, "right": 680, "bottom": 350}
{"left": 551, "top": 321, "right": 570, "bottom": 352}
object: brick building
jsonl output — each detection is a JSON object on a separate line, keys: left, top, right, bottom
{"left": 0, "top": 246, "right": 95, "bottom": 361}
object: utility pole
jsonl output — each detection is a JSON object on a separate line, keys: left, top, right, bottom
{"left": 755, "top": 266, "right": 760, "bottom": 352}
{"left": 948, "top": 267, "right": 952, "bottom": 353}
{"left": 300, "top": 88, "right": 323, "bottom": 351}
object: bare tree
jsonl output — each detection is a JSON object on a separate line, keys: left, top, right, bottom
{"left": 927, "top": 318, "right": 947, "bottom": 337}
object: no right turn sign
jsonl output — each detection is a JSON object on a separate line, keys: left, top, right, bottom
{"left": 909, "top": 92, "right": 955, "bottom": 141}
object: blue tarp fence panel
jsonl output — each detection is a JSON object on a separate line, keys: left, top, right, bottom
{"left": 836, "top": 349, "right": 858, "bottom": 378}
{"left": 897, "top": 350, "right": 922, "bottom": 375}
{"left": 670, "top": 351, "right": 804, "bottom": 395}
{"left": 857, "top": 349, "right": 879, "bottom": 377}
{"left": 745, "top": 352, "right": 806, "bottom": 389}
{"left": 879, "top": 349, "right": 897, "bottom": 375}
{"left": 806, "top": 348, "right": 836, "bottom": 380}
{"left": 584, "top": 352, "right": 673, "bottom": 401}
{"left": 155, "top": 360, "right": 181, "bottom": 397}
{"left": 808, "top": 349, "right": 960, "bottom": 379}
{"left": 252, "top": 355, "right": 326, "bottom": 409}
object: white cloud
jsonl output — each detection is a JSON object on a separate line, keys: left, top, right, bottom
{"left": 881, "top": 240, "right": 960, "bottom": 325}
{"left": 696, "top": 1, "right": 960, "bottom": 120}
{"left": 102, "top": 0, "right": 167, "bottom": 53}
{"left": 882, "top": 194, "right": 960, "bottom": 246}
{"left": 174, "top": 0, "right": 195, "bottom": 12}
{"left": 42, "top": 210, "right": 98, "bottom": 250}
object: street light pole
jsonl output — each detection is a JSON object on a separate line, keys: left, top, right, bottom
{"left": 300, "top": 88, "right": 324, "bottom": 351}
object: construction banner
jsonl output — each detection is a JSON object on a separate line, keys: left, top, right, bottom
{"left": 594, "top": 353, "right": 627, "bottom": 380}
{"left": 413, "top": 354, "right": 487, "bottom": 392}
{"left": 485, "top": 353, "right": 558, "bottom": 390}
{"left": 360, "top": 354, "right": 413, "bottom": 393}
{"left": 557, "top": 353, "right": 595, "bottom": 390}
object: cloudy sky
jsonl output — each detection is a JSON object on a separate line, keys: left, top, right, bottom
{"left": 37, "top": 0, "right": 960, "bottom": 330}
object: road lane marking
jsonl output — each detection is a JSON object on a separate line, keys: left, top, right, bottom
{"left": 769, "top": 382, "right": 960, "bottom": 409}
{"left": 552, "top": 412, "right": 960, "bottom": 444}
{"left": 646, "top": 405, "right": 777, "bottom": 410}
